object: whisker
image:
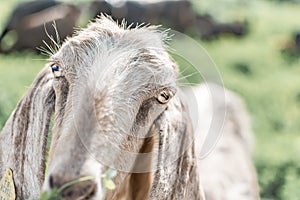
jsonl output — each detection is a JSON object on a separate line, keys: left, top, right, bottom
{"left": 37, "top": 45, "right": 53, "bottom": 57}
{"left": 43, "top": 25, "right": 55, "bottom": 54}
{"left": 178, "top": 82, "right": 200, "bottom": 87}
{"left": 177, "top": 71, "right": 200, "bottom": 81}
{"left": 178, "top": 66, "right": 194, "bottom": 75}
{"left": 38, "top": 21, "right": 62, "bottom": 56}
{"left": 52, "top": 21, "right": 61, "bottom": 49}
{"left": 45, "top": 22, "right": 60, "bottom": 51}
{"left": 42, "top": 40, "right": 55, "bottom": 56}
{"left": 31, "top": 58, "right": 49, "bottom": 61}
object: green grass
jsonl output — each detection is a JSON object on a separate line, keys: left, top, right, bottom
{"left": 0, "top": 52, "right": 46, "bottom": 130}
{"left": 191, "top": 1, "right": 300, "bottom": 199}
{"left": 1, "top": 0, "right": 300, "bottom": 199}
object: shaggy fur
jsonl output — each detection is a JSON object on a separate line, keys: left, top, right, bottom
{"left": 0, "top": 16, "right": 205, "bottom": 199}
{"left": 0, "top": 16, "right": 259, "bottom": 200}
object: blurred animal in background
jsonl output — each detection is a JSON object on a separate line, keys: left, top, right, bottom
{"left": 0, "top": 0, "right": 247, "bottom": 54}
{"left": 280, "top": 31, "right": 300, "bottom": 62}
{"left": 89, "top": 0, "right": 247, "bottom": 40}
{"left": 185, "top": 83, "right": 260, "bottom": 200}
{"left": 196, "top": 15, "right": 247, "bottom": 40}
{"left": 294, "top": 32, "right": 300, "bottom": 47}
{"left": 0, "top": 0, "right": 80, "bottom": 54}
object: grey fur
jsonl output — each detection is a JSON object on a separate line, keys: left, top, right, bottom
{"left": 0, "top": 16, "right": 259, "bottom": 200}
{"left": 0, "top": 16, "right": 205, "bottom": 199}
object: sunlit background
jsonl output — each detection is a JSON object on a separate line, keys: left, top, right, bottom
{"left": 1, "top": 0, "right": 300, "bottom": 199}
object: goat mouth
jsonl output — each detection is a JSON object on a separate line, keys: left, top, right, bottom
{"left": 81, "top": 184, "right": 97, "bottom": 200}
{"left": 60, "top": 180, "right": 97, "bottom": 200}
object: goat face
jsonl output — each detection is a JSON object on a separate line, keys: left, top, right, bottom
{"left": 42, "top": 17, "right": 179, "bottom": 199}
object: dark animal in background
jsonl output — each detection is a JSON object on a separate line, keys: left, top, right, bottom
{"left": 280, "top": 31, "right": 300, "bottom": 62}
{"left": 196, "top": 14, "right": 246, "bottom": 40}
{"left": 0, "top": 0, "right": 59, "bottom": 42}
{"left": 295, "top": 32, "right": 300, "bottom": 47}
{"left": 89, "top": 0, "right": 247, "bottom": 40}
{"left": 0, "top": 0, "right": 80, "bottom": 54}
{"left": 0, "top": 0, "right": 246, "bottom": 54}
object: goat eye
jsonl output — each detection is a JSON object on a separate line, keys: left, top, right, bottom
{"left": 50, "top": 64, "right": 63, "bottom": 77}
{"left": 51, "top": 65, "right": 60, "bottom": 72}
{"left": 157, "top": 89, "right": 171, "bottom": 104}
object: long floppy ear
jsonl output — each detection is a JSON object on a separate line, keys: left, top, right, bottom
{"left": 149, "top": 91, "right": 205, "bottom": 200}
{"left": 0, "top": 66, "right": 55, "bottom": 199}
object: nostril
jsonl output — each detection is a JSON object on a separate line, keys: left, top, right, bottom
{"left": 49, "top": 175, "right": 55, "bottom": 189}
{"left": 48, "top": 174, "right": 64, "bottom": 189}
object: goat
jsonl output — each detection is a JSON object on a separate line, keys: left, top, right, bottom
{"left": 185, "top": 83, "right": 260, "bottom": 200}
{"left": 0, "top": 16, "right": 260, "bottom": 200}
{"left": 0, "top": 16, "right": 205, "bottom": 200}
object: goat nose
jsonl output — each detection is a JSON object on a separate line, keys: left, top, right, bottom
{"left": 49, "top": 174, "right": 97, "bottom": 199}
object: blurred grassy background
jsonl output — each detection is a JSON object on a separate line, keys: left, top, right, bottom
{"left": 1, "top": 0, "right": 300, "bottom": 199}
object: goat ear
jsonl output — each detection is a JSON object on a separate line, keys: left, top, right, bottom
{"left": 0, "top": 66, "right": 55, "bottom": 199}
{"left": 149, "top": 91, "right": 204, "bottom": 199}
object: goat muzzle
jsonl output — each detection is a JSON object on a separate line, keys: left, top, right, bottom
{"left": 48, "top": 174, "right": 97, "bottom": 200}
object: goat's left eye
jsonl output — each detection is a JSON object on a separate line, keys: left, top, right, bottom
{"left": 157, "top": 89, "right": 172, "bottom": 104}
{"left": 50, "top": 64, "right": 63, "bottom": 77}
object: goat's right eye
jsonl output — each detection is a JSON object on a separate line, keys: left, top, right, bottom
{"left": 51, "top": 65, "right": 60, "bottom": 72}
{"left": 50, "top": 64, "right": 63, "bottom": 77}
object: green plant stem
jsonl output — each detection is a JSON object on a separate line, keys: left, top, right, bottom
{"left": 57, "top": 176, "right": 95, "bottom": 193}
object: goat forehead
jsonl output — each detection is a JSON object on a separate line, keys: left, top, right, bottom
{"left": 55, "top": 17, "right": 170, "bottom": 71}
{"left": 93, "top": 51, "right": 174, "bottom": 82}
{"left": 63, "top": 42, "right": 175, "bottom": 87}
